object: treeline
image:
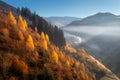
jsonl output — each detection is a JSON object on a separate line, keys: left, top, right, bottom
{"left": 19, "top": 7, "right": 66, "bottom": 47}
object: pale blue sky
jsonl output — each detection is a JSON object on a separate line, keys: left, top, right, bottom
{"left": 3, "top": 0, "right": 120, "bottom": 18}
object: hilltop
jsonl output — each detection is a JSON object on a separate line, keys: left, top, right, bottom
{"left": 68, "top": 12, "right": 120, "bottom": 27}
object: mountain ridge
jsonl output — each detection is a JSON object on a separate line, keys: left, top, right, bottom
{"left": 44, "top": 16, "right": 81, "bottom": 27}
{"left": 68, "top": 12, "right": 120, "bottom": 27}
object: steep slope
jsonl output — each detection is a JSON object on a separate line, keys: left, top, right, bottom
{"left": 68, "top": 12, "right": 120, "bottom": 26}
{"left": 44, "top": 17, "right": 81, "bottom": 27}
{"left": 0, "top": 11, "right": 96, "bottom": 80}
{"left": 0, "top": 1, "right": 66, "bottom": 47}
{"left": 0, "top": 11, "right": 119, "bottom": 80}
{"left": 69, "top": 49, "right": 120, "bottom": 80}
{"left": 83, "top": 35, "right": 120, "bottom": 78}
{"left": 20, "top": 8, "right": 66, "bottom": 47}
{"left": 0, "top": 0, "right": 20, "bottom": 16}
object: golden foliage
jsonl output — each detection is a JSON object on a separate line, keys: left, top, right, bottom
{"left": 17, "top": 15, "right": 26, "bottom": 31}
{"left": 66, "top": 60, "right": 70, "bottom": 66}
{"left": 26, "top": 35, "right": 33, "bottom": 42}
{"left": 13, "top": 56, "right": 28, "bottom": 74}
{"left": 51, "top": 51, "right": 58, "bottom": 63}
{"left": 26, "top": 35, "right": 34, "bottom": 50}
{"left": 59, "top": 52, "right": 65, "bottom": 59}
{"left": 23, "top": 19, "right": 28, "bottom": 29}
{"left": 81, "top": 63, "right": 85, "bottom": 71}
{"left": 8, "top": 11, "right": 16, "bottom": 25}
{"left": 42, "top": 39, "right": 48, "bottom": 50}
{"left": 79, "top": 70, "right": 85, "bottom": 79}
{"left": 40, "top": 32, "right": 49, "bottom": 50}
{"left": 45, "top": 34, "right": 49, "bottom": 41}
{"left": 18, "top": 30, "right": 24, "bottom": 40}
{"left": 0, "top": 12, "right": 96, "bottom": 80}
{"left": 0, "top": 28, "right": 9, "bottom": 36}
{"left": 75, "top": 61, "right": 81, "bottom": 68}
{"left": 41, "top": 32, "right": 45, "bottom": 39}
{"left": 64, "top": 44, "right": 77, "bottom": 53}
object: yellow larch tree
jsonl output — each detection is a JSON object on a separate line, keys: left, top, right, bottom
{"left": 42, "top": 39, "right": 48, "bottom": 50}
{"left": 51, "top": 50, "right": 58, "bottom": 63}
{"left": 45, "top": 34, "right": 49, "bottom": 41}
{"left": 8, "top": 11, "right": 16, "bottom": 25}
{"left": 23, "top": 19, "right": 28, "bottom": 29}
{"left": 17, "top": 15, "right": 26, "bottom": 31}
{"left": 41, "top": 32, "right": 45, "bottom": 40}
{"left": 40, "top": 32, "right": 48, "bottom": 50}
{"left": 26, "top": 35, "right": 34, "bottom": 50}
{"left": 66, "top": 60, "right": 70, "bottom": 66}
{"left": 18, "top": 30, "right": 24, "bottom": 40}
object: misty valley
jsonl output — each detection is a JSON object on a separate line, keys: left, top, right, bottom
{"left": 62, "top": 26, "right": 120, "bottom": 76}
{"left": 1, "top": 0, "right": 120, "bottom": 80}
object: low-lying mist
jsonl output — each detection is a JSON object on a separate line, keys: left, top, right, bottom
{"left": 62, "top": 26, "right": 120, "bottom": 76}
{"left": 63, "top": 26, "right": 120, "bottom": 36}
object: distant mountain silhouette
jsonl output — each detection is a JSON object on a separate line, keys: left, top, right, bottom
{"left": 68, "top": 12, "right": 120, "bottom": 26}
{"left": 44, "top": 17, "right": 81, "bottom": 27}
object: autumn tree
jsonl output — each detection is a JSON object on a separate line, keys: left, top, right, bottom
{"left": 20, "top": 8, "right": 66, "bottom": 47}
{"left": 42, "top": 39, "right": 48, "bottom": 50}
{"left": 26, "top": 35, "right": 34, "bottom": 50}
{"left": 17, "top": 15, "right": 27, "bottom": 31}
{"left": 40, "top": 32, "right": 48, "bottom": 50}
{"left": 12, "top": 56, "right": 28, "bottom": 75}
{"left": 45, "top": 34, "right": 49, "bottom": 41}
{"left": 51, "top": 51, "right": 58, "bottom": 63}
{"left": 66, "top": 60, "right": 70, "bottom": 66}
{"left": 8, "top": 11, "right": 16, "bottom": 25}
{"left": 23, "top": 19, "right": 28, "bottom": 29}
{"left": 18, "top": 30, "right": 24, "bottom": 40}
{"left": 41, "top": 32, "right": 45, "bottom": 40}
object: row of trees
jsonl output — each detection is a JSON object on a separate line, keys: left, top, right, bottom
{"left": 19, "top": 8, "right": 66, "bottom": 47}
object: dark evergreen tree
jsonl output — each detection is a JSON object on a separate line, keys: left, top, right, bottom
{"left": 20, "top": 8, "right": 66, "bottom": 47}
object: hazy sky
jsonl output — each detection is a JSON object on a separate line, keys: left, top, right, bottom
{"left": 3, "top": 0, "right": 120, "bottom": 18}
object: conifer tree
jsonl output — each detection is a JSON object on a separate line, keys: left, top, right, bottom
{"left": 23, "top": 19, "right": 28, "bottom": 29}
{"left": 26, "top": 35, "right": 34, "bottom": 50}
{"left": 41, "top": 32, "right": 45, "bottom": 40}
{"left": 18, "top": 15, "right": 26, "bottom": 31}
{"left": 8, "top": 11, "right": 16, "bottom": 25}
{"left": 51, "top": 51, "right": 58, "bottom": 63}
{"left": 45, "top": 34, "right": 49, "bottom": 41}
{"left": 18, "top": 30, "right": 24, "bottom": 40}
{"left": 42, "top": 39, "right": 48, "bottom": 50}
